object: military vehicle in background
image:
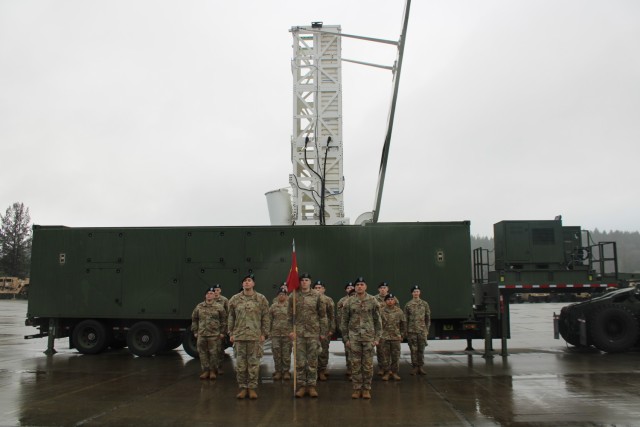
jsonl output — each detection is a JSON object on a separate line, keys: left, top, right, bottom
{"left": 0, "top": 277, "right": 29, "bottom": 299}
{"left": 475, "top": 220, "right": 640, "bottom": 354}
{"left": 557, "top": 282, "right": 640, "bottom": 353}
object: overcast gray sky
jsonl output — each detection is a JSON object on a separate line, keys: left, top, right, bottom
{"left": 1, "top": 0, "right": 638, "bottom": 237}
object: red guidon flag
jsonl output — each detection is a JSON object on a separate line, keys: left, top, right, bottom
{"left": 285, "top": 239, "right": 299, "bottom": 292}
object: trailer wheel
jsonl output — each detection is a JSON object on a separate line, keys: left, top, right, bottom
{"left": 127, "top": 321, "right": 166, "bottom": 357}
{"left": 182, "top": 331, "right": 199, "bottom": 358}
{"left": 589, "top": 304, "right": 639, "bottom": 353}
{"left": 72, "top": 320, "right": 110, "bottom": 355}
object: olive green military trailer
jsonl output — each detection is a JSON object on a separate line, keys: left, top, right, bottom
{"left": 27, "top": 221, "right": 494, "bottom": 357}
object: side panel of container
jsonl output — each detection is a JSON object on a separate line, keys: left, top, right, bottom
{"left": 28, "top": 222, "right": 473, "bottom": 321}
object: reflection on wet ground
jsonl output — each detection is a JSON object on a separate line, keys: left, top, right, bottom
{"left": 2, "top": 300, "right": 639, "bottom": 426}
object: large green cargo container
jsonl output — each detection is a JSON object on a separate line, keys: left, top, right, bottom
{"left": 27, "top": 221, "right": 481, "bottom": 356}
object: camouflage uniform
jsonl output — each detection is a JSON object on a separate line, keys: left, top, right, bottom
{"left": 191, "top": 300, "right": 227, "bottom": 374}
{"left": 380, "top": 304, "right": 406, "bottom": 374}
{"left": 404, "top": 298, "right": 431, "bottom": 368}
{"left": 341, "top": 294, "right": 382, "bottom": 391}
{"left": 269, "top": 300, "right": 292, "bottom": 375}
{"left": 336, "top": 294, "right": 353, "bottom": 374}
{"left": 289, "top": 289, "right": 328, "bottom": 387}
{"left": 373, "top": 293, "right": 399, "bottom": 372}
{"left": 228, "top": 291, "right": 270, "bottom": 390}
{"left": 318, "top": 293, "right": 336, "bottom": 373}
{"left": 213, "top": 294, "right": 230, "bottom": 370}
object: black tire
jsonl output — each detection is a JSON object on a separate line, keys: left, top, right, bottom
{"left": 72, "top": 319, "right": 110, "bottom": 355}
{"left": 589, "top": 304, "right": 639, "bottom": 353}
{"left": 182, "top": 331, "right": 199, "bottom": 359}
{"left": 126, "top": 321, "right": 166, "bottom": 357}
{"left": 558, "top": 306, "right": 585, "bottom": 347}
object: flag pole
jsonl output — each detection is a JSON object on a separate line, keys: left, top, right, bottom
{"left": 292, "top": 289, "right": 297, "bottom": 395}
{"left": 285, "top": 239, "right": 300, "bottom": 396}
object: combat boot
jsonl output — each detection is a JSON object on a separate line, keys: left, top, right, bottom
{"left": 307, "top": 386, "right": 319, "bottom": 398}
{"left": 410, "top": 366, "right": 419, "bottom": 376}
{"left": 199, "top": 370, "right": 209, "bottom": 380}
{"left": 273, "top": 372, "right": 282, "bottom": 381}
{"left": 295, "top": 387, "right": 306, "bottom": 398}
{"left": 377, "top": 368, "right": 385, "bottom": 376}
{"left": 283, "top": 371, "right": 291, "bottom": 380}
{"left": 351, "top": 390, "right": 361, "bottom": 399}
{"left": 209, "top": 369, "right": 217, "bottom": 380}
{"left": 418, "top": 367, "right": 427, "bottom": 375}
{"left": 217, "top": 368, "right": 224, "bottom": 376}
{"left": 318, "top": 370, "right": 327, "bottom": 381}
{"left": 248, "top": 389, "right": 258, "bottom": 400}
{"left": 381, "top": 372, "right": 390, "bottom": 381}
{"left": 362, "top": 389, "right": 371, "bottom": 399}
{"left": 391, "top": 372, "right": 401, "bottom": 380}
{"left": 236, "top": 388, "right": 248, "bottom": 399}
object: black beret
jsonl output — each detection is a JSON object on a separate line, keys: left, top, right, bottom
{"left": 410, "top": 285, "right": 420, "bottom": 292}
{"left": 384, "top": 293, "right": 395, "bottom": 301}
{"left": 354, "top": 276, "right": 366, "bottom": 284}
{"left": 378, "top": 281, "right": 389, "bottom": 288}
{"left": 344, "top": 282, "right": 354, "bottom": 290}
{"left": 299, "top": 272, "right": 312, "bottom": 279}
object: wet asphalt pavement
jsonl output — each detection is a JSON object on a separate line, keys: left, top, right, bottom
{"left": 1, "top": 299, "right": 640, "bottom": 426}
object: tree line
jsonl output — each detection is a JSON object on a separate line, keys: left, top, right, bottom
{"left": 0, "top": 202, "right": 32, "bottom": 278}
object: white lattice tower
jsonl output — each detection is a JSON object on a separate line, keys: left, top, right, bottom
{"left": 289, "top": 24, "right": 345, "bottom": 225}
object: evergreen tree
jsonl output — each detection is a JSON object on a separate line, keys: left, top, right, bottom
{"left": 0, "top": 202, "right": 32, "bottom": 277}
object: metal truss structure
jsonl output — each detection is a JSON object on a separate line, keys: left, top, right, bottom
{"left": 289, "top": 23, "right": 345, "bottom": 225}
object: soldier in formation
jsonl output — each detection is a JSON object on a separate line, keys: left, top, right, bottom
{"left": 373, "top": 281, "right": 399, "bottom": 375}
{"left": 212, "top": 284, "right": 230, "bottom": 375}
{"left": 379, "top": 293, "right": 406, "bottom": 380}
{"left": 272, "top": 282, "right": 288, "bottom": 304}
{"left": 269, "top": 288, "right": 292, "bottom": 380}
{"left": 289, "top": 272, "right": 328, "bottom": 398}
{"left": 228, "top": 274, "right": 270, "bottom": 399}
{"left": 191, "top": 286, "right": 228, "bottom": 380}
{"left": 341, "top": 277, "right": 381, "bottom": 399}
{"left": 404, "top": 284, "right": 431, "bottom": 375}
{"left": 336, "top": 282, "right": 355, "bottom": 378}
{"left": 313, "top": 280, "right": 335, "bottom": 381}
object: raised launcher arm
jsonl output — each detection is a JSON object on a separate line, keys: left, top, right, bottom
{"left": 371, "top": 0, "right": 411, "bottom": 223}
